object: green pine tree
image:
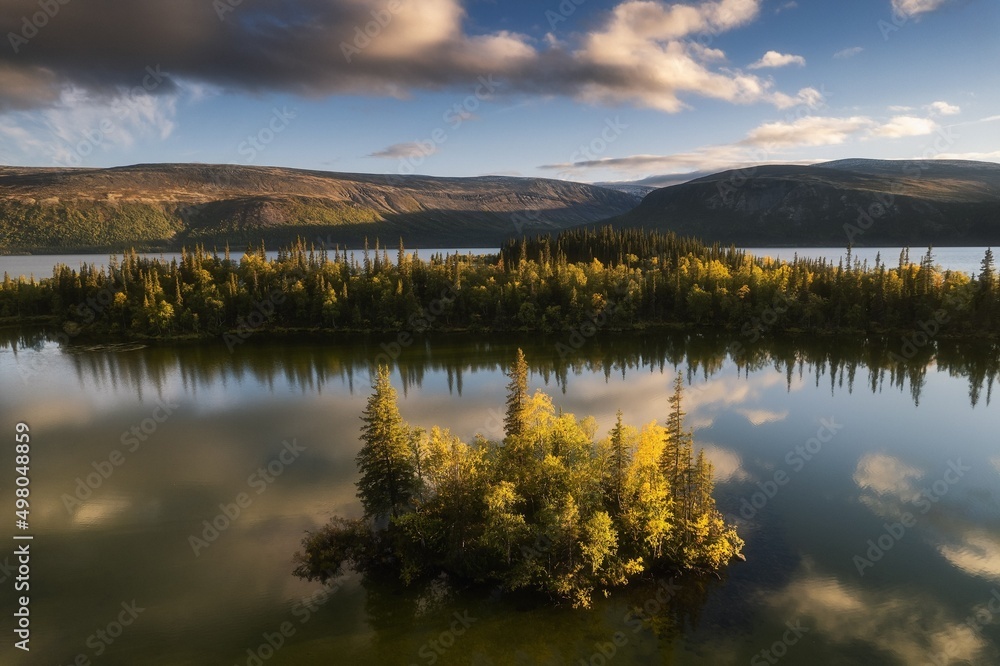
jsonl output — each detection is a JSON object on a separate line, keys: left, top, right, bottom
{"left": 980, "top": 248, "right": 995, "bottom": 293}
{"left": 356, "top": 366, "right": 416, "bottom": 522}
{"left": 608, "top": 410, "right": 628, "bottom": 516}
{"left": 503, "top": 348, "right": 529, "bottom": 441}
{"left": 662, "top": 374, "right": 693, "bottom": 494}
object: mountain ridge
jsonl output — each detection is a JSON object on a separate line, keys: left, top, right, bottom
{"left": 0, "top": 163, "right": 640, "bottom": 253}
{"left": 4, "top": 159, "right": 1000, "bottom": 253}
{"left": 607, "top": 159, "right": 1000, "bottom": 246}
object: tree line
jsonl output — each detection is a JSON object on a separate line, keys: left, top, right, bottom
{"left": 0, "top": 227, "right": 997, "bottom": 337}
{"left": 3, "top": 325, "right": 994, "bottom": 409}
{"left": 293, "top": 350, "right": 743, "bottom": 607}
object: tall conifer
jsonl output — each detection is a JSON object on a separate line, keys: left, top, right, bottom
{"left": 356, "top": 366, "right": 415, "bottom": 522}
{"left": 504, "top": 348, "right": 529, "bottom": 441}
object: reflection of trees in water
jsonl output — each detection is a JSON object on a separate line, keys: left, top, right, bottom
{"left": 353, "top": 570, "right": 721, "bottom": 665}
{"left": 615, "top": 572, "right": 719, "bottom": 647}
{"left": 1, "top": 327, "right": 997, "bottom": 408}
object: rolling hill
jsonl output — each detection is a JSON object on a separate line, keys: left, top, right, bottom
{"left": 0, "top": 163, "right": 641, "bottom": 253}
{"left": 609, "top": 159, "right": 1000, "bottom": 246}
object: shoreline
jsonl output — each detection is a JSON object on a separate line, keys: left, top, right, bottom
{"left": 3, "top": 318, "right": 997, "bottom": 346}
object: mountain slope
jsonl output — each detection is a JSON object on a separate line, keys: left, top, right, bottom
{"left": 0, "top": 164, "right": 640, "bottom": 252}
{"left": 609, "top": 160, "right": 1000, "bottom": 246}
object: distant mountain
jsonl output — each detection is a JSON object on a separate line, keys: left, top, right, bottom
{"left": 608, "top": 159, "right": 1000, "bottom": 246}
{"left": 0, "top": 164, "right": 641, "bottom": 253}
{"left": 593, "top": 182, "right": 658, "bottom": 197}
{"left": 625, "top": 171, "right": 721, "bottom": 189}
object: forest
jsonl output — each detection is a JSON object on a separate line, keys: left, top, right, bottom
{"left": 0, "top": 227, "right": 997, "bottom": 339}
{"left": 293, "top": 350, "right": 743, "bottom": 607}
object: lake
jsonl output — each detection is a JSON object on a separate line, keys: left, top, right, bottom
{"left": 0, "top": 249, "right": 497, "bottom": 281}
{"left": 747, "top": 246, "right": 993, "bottom": 278}
{"left": 2, "top": 330, "right": 999, "bottom": 665}
{"left": 0, "top": 246, "right": 993, "bottom": 280}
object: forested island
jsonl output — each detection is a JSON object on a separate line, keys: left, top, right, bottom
{"left": 293, "top": 350, "right": 743, "bottom": 607}
{"left": 1, "top": 227, "right": 997, "bottom": 341}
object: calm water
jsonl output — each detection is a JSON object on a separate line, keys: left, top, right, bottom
{"left": 1, "top": 331, "right": 999, "bottom": 665}
{"left": 0, "top": 249, "right": 497, "bottom": 281}
{"left": 0, "top": 247, "right": 992, "bottom": 280}
{"left": 745, "top": 246, "right": 992, "bottom": 278}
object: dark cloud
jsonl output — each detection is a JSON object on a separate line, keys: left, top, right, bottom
{"left": 0, "top": 0, "right": 526, "bottom": 110}
{"left": 0, "top": 0, "right": 814, "bottom": 113}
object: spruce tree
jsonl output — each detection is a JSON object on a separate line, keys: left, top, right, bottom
{"left": 691, "top": 449, "right": 714, "bottom": 517}
{"left": 980, "top": 248, "right": 995, "bottom": 293}
{"left": 662, "top": 374, "right": 692, "bottom": 486}
{"left": 356, "top": 366, "right": 415, "bottom": 522}
{"left": 504, "top": 348, "right": 529, "bottom": 441}
{"left": 608, "top": 410, "right": 628, "bottom": 515}
{"left": 662, "top": 374, "right": 694, "bottom": 530}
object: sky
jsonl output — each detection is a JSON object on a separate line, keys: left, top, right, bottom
{"left": 0, "top": 0, "right": 997, "bottom": 184}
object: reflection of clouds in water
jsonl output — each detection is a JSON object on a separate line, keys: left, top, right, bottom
{"left": 4, "top": 397, "right": 95, "bottom": 430}
{"left": 854, "top": 453, "right": 1000, "bottom": 588}
{"left": 854, "top": 452, "right": 924, "bottom": 511}
{"left": 769, "top": 560, "right": 988, "bottom": 664}
{"left": 685, "top": 372, "right": 802, "bottom": 430}
{"left": 853, "top": 452, "right": 937, "bottom": 534}
{"left": 736, "top": 408, "right": 789, "bottom": 426}
{"left": 703, "top": 366, "right": 795, "bottom": 415}
{"left": 70, "top": 495, "right": 135, "bottom": 527}
{"left": 431, "top": 362, "right": 796, "bottom": 441}
{"left": 699, "top": 444, "right": 749, "bottom": 483}
{"left": 5, "top": 332, "right": 999, "bottom": 663}
{"left": 938, "top": 529, "right": 1000, "bottom": 582}
{"left": 591, "top": 365, "right": 793, "bottom": 432}
{"left": 8, "top": 341, "right": 803, "bottom": 447}
{"left": 34, "top": 401, "right": 366, "bottom": 533}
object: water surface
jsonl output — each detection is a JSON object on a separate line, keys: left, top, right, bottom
{"left": 1, "top": 331, "right": 999, "bottom": 665}
{"left": 0, "top": 249, "right": 496, "bottom": 281}
{"left": 1, "top": 246, "right": 992, "bottom": 280}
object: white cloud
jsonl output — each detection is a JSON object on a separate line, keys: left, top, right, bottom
{"left": 538, "top": 144, "right": 763, "bottom": 179}
{"left": 0, "top": 84, "right": 181, "bottom": 166}
{"left": 775, "top": 1, "right": 798, "bottom": 13}
{"left": 0, "top": 123, "right": 50, "bottom": 163}
{"left": 368, "top": 142, "right": 438, "bottom": 160}
{"left": 869, "top": 115, "right": 938, "bottom": 138}
{"left": 687, "top": 43, "right": 728, "bottom": 62}
{"left": 567, "top": 0, "right": 821, "bottom": 112}
{"left": 590, "top": 0, "right": 762, "bottom": 44}
{"left": 888, "top": 105, "right": 914, "bottom": 112}
{"left": 742, "top": 115, "right": 874, "bottom": 148}
{"left": 540, "top": 113, "right": 878, "bottom": 179}
{"left": 748, "top": 50, "right": 806, "bottom": 69}
{"left": 892, "top": 0, "right": 952, "bottom": 18}
{"left": 539, "top": 101, "right": 961, "bottom": 180}
{"left": 928, "top": 100, "right": 961, "bottom": 116}
{"left": 934, "top": 151, "right": 1000, "bottom": 161}
{"left": 834, "top": 46, "right": 864, "bottom": 59}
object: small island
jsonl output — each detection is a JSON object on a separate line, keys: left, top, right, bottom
{"left": 293, "top": 349, "right": 744, "bottom": 608}
{"left": 1, "top": 227, "right": 997, "bottom": 343}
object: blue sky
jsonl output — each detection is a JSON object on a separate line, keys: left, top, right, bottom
{"left": 0, "top": 0, "right": 996, "bottom": 183}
